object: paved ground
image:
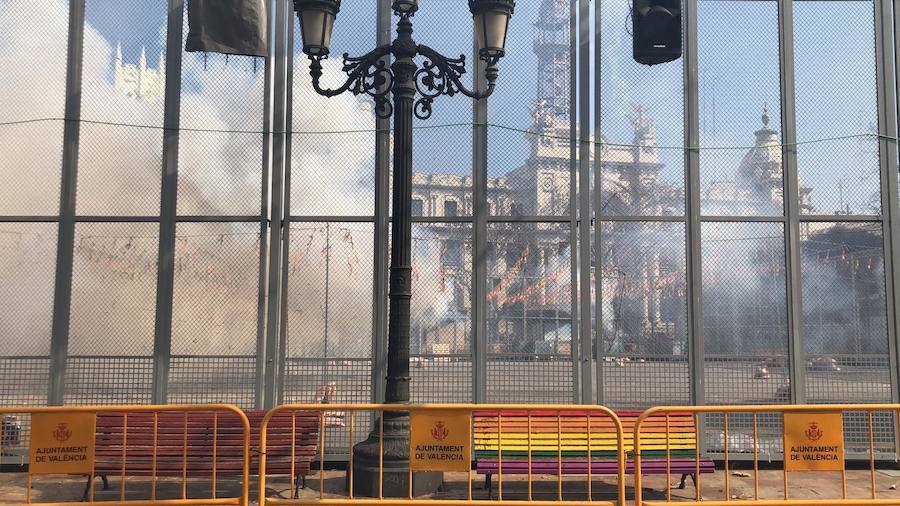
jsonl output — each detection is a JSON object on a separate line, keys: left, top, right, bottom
{"left": 5, "top": 468, "right": 900, "bottom": 504}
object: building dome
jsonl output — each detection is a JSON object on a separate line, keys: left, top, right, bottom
{"left": 733, "top": 104, "right": 814, "bottom": 212}
{"left": 735, "top": 105, "right": 784, "bottom": 213}
{"left": 738, "top": 105, "right": 782, "bottom": 182}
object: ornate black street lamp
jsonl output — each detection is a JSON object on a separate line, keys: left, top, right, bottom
{"left": 293, "top": 0, "right": 514, "bottom": 497}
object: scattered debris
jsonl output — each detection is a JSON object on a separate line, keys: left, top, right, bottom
{"left": 731, "top": 471, "right": 751, "bottom": 478}
{"left": 732, "top": 491, "right": 754, "bottom": 500}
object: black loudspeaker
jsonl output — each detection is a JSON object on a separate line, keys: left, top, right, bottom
{"left": 632, "top": 0, "right": 682, "bottom": 66}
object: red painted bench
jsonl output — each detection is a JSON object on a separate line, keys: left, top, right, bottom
{"left": 474, "top": 410, "right": 714, "bottom": 496}
{"left": 87, "top": 410, "right": 320, "bottom": 500}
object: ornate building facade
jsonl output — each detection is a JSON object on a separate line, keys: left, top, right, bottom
{"left": 408, "top": 0, "right": 811, "bottom": 358}
{"left": 114, "top": 43, "right": 166, "bottom": 104}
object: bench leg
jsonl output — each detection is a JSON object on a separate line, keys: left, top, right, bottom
{"left": 677, "top": 473, "right": 697, "bottom": 491}
{"left": 484, "top": 474, "right": 492, "bottom": 498}
{"left": 81, "top": 476, "right": 91, "bottom": 502}
{"left": 295, "top": 474, "right": 309, "bottom": 498}
{"left": 81, "top": 475, "right": 109, "bottom": 501}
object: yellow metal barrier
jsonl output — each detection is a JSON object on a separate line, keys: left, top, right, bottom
{"left": 259, "top": 404, "right": 626, "bottom": 506}
{"left": 633, "top": 404, "right": 900, "bottom": 506}
{"left": 0, "top": 404, "right": 250, "bottom": 506}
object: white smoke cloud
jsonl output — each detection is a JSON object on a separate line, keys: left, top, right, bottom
{"left": 290, "top": 58, "right": 378, "bottom": 216}
{"left": 0, "top": 0, "right": 71, "bottom": 215}
{"left": 0, "top": 0, "right": 454, "bottom": 359}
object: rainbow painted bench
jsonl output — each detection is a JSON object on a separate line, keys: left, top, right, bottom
{"left": 473, "top": 410, "right": 714, "bottom": 495}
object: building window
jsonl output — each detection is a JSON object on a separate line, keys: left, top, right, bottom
{"left": 445, "top": 240, "right": 463, "bottom": 267}
{"left": 412, "top": 198, "right": 423, "bottom": 216}
{"left": 444, "top": 200, "right": 458, "bottom": 217}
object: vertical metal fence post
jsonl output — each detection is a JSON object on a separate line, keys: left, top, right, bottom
{"left": 577, "top": 0, "right": 593, "bottom": 404}
{"left": 683, "top": 0, "right": 704, "bottom": 410}
{"left": 778, "top": 0, "right": 807, "bottom": 404}
{"left": 276, "top": 15, "right": 296, "bottom": 406}
{"left": 371, "top": 0, "right": 392, "bottom": 405}
{"left": 569, "top": 0, "right": 582, "bottom": 403}
{"left": 874, "top": 0, "right": 900, "bottom": 443}
{"left": 255, "top": 0, "right": 276, "bottom": 410}
{"left": 151, "top": 0, "right": 186, "bottom": 406}
{"left": 593, "top": 0, "right": 604, "bottom": 406}
{"left": 472, "top": 27, "right": 489, "bottom": 405}
{"left": 49, "top": 0, "right": 86, "bottom": 406}
{"left": 882, "top": 0, "right": 900, "bottom": 456}
{"left": 263, "top": 0, "right": 290, "bottom": 409}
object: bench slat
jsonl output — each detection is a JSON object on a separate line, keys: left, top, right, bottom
{"left": 474, "top": 459, "right": 715, "bottom": 475}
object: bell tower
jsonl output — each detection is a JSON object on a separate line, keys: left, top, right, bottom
{"left": 505, "top": 0, "right": 575, "bottom": 216}
{"left": 534, "top": 0, "right": 570, "bottom": 117}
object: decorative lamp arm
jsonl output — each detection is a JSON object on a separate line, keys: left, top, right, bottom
{"left": 414, "top": 45, "right": 496, "bottom": 119}
{"left": 308, "top": 45, "right": 395, "bottom": 118}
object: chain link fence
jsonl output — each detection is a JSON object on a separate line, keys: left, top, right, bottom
{"left": 2, "top": 0, "right": 900, "bottom": 465}
{"left": 795, "top": 0, "right": 880, "bottom": 217}
{"left": 0, "top": 1, "right": 67, "bottom": 216}
{"left": 801, "top": 221, "right": 895, "bottom": 456}
{"left": 698, "top": 0, "right": 784, "bottom": 218}
{"left": 408, "top": 224, "right": 474, "bottom": 403}
{"left": 167, "top": 222, "right": 263, "bottom": 409}
{"left": 0, "top": 225, "right": 55, "bottom": 462}
{"left": 702, "top": 222, "right": 789, "bottom": 405}
{"left": 598, "top": 221, "right": 689, "bottom": 409}
{"left": 486, "top": 222, "right": 575, "bottom": 403}
{"left": 67, "top": 223, "right": 158, "bottom": 405}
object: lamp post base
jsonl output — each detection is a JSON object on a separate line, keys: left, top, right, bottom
{"left": 346, "top": 414, "right": 443, "bottom": 497}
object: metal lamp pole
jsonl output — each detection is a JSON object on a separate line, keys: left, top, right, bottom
{"left": 293, "top": 0, "right": 514, "bottom": 497}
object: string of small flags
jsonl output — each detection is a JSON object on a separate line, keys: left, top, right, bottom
{"left": 288, "top": 226, "right": 361, "bottom": 276}
{"left": 486, "top": 246, "right": 530, "bottom": 301}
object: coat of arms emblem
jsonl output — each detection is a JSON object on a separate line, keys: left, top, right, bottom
{"left": 53, "top": 423, "right": 72, "bottom": 443}
{"left": 431, "top": 421, "right": 449, "bottom": 441}
{"left": 805, "top": 422, "right": 823, "bottom": 442}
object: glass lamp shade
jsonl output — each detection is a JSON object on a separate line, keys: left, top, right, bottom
{"left": 294, "top": 0, "right": 341, "bottom": 57}
{"left": 392, "top": 0, "right": 418, "bottom": 14}
{"left": 469, "top": 0, "right": 514, "bottom": 60}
